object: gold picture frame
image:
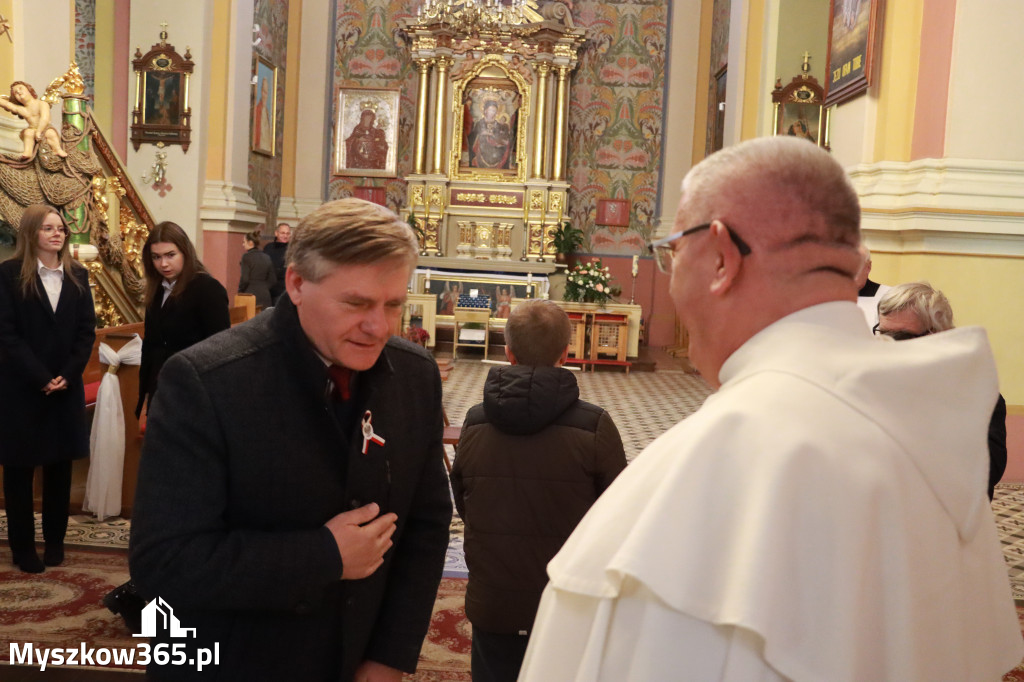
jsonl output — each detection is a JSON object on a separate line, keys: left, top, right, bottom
{"left": 825, "top": 0, "right": 883, "bottom": 106}
{"left": 251, "top": 55, "right": 277, "bottom": 157}
{"left": 334, "top": 87, "right": 400, "bottom": 177}
{"left": 413, "top": 271, "right": 542, "bottom": 322}
{"left": 449, "top": 56, "right": 530, "bottom": 184}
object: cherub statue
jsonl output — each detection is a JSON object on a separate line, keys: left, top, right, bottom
{"left": 0, "top": 81, "right": 68, "bottom": 159}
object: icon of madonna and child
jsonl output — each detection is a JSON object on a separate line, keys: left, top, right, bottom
{"left": 461, "top": 86, "right": 519, "bottom": 172}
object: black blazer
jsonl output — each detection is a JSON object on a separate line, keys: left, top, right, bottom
{"left": 263, "top": 240, "right": 287, "bottom": 301}
{"left": 130, "top": 295, "right": 452, "bottom": 681}
{"left": 238, "top": 248, "right": 276, "bottom": 309}
{"left": 0, "top": 258, "right": 95, "bottom": 466}
{"left": 137, "top": 271, "right": 230, "bottom": 416}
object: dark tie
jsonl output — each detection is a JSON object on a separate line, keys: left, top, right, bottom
{"left": 327, "top": 365, "right": 352, "bottom": 401}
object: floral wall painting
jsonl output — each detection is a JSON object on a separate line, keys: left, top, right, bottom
{"left": 334, "top": 88, "right": 400, "bottom": 177}
{"left": 251, "top": 56, "right": 277, "bottom": 156}
{"left": 825, "top": 0, "right": 883, "bottom": 106}
{"left": 460, "top": 79, "right": 520, "bottom": 173}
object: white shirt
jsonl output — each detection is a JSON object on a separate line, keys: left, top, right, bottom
{"left": 161, "top": 279, "right": 175, "bottom": 305}
{"left": 520, "top": 302, "right": 1022, "bottom": 682}
{"left": 36, "top": 259, "right": 64, "bottom": 312}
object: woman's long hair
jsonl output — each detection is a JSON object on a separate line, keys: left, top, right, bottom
{"left": 11, "top": 204, "right": 85, "bottom": 299}
{"left": 142, "top": 221, "right": 206, "bottom": 307}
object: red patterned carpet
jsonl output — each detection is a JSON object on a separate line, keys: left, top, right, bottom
{"left": 0, "top": 547, "right": 143, "bottom": 670}
{"left": 0, "top": 547, "right": 471, "bottom": 679}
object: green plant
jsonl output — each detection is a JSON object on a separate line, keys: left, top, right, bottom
{"left": 551, "top": 221, "right": 585, "bottom": 255}
{"left": 563, "top": 259, "right": 615, "bottom": 304}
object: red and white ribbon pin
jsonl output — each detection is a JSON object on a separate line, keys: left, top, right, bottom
{"left": 361, "top": 410, "right": 386, "bottom": 454}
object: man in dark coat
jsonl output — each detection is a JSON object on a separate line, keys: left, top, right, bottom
{"left": 450, "top": 299, "right": 627, "bottom": 682}
{"left": 130, "top": 198, "right": 453, "bottom": 681}
{"left": 262, "top": 222, "right": 290, "bottom": 302}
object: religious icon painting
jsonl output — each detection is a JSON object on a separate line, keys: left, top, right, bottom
{"left": 334, "top": 88, "right": 400, "bottom": 178}
{"left": 251, "top": 56, "right": 277, "bottom": 157}
{"left": 459, "top": 78, "right": 520, "bottom": 174}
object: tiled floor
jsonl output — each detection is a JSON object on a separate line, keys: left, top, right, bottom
{"left": 441, "top": 358, "right": 713, "bottom": 462}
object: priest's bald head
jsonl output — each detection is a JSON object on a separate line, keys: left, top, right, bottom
{"left": 659, "top": 136, "right": 863, "bottom": 387}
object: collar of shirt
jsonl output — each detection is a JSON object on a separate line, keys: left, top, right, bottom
{"left": 36, "top": 258, "right": 64, "bottom": 279}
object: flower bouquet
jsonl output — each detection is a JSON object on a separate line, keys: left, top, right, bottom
{"left": 563, "top": 260, "right": 617, "bottom": 304}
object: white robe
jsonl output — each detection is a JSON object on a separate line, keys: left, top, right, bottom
{"left": 520, "top": 302, "right": 1022, "bottom": 682}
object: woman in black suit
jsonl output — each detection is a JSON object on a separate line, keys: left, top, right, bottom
{"left": 0, "top": 205, "right": 95, "bottom": 573}
{"left": 135, "top": 221, "right": 230, "bottom": 417}
{"left": 238, "top": 229, "right": 276, "bottom": 309}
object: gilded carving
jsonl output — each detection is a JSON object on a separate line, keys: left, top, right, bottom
{"left": 529, "top": 190, "right": 544, "bottom": 210}
{"left": 411, "top": 185, "right": 425, "bottom": 207}
{"left": 548, "top": 191, "right": 563, "bottom": 213}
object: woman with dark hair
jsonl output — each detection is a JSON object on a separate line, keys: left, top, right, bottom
{"left": 107, "top": 221, "right": 229, "bottom": 626}
{"left": 238, "top": 229, "right": 276, "bottom": 309}
{"left": 135, "top": 221, "right": 230, "bottom": 418}
{"left": 0, "top": 205, "right": 95, "bottom": 573}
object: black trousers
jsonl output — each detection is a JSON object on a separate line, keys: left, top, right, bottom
{"left": 471, "top": 626, "right": 530, "bottom": 682}
{"left": 2, "top": 461, "right": 73, "bottom": 553}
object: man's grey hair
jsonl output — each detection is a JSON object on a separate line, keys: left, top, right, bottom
{"left": 288, "top": 198, "right": 418, "bottom": 282}
{"left": 878, "top": 281, "right": 954, "bottom": 333}
{"left": 682, "top": 136, "right": 861, "bottom": 247}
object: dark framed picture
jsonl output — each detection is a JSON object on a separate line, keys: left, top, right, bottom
{"left": 334, "top": 87, "right": 400, "bottom": 177}
{"left": 459, "top": 78, "right": 520, "bottom": 173}
{"left": 772, "top": 75, "right": 827, "bottom": 149}
{"left": 251, "top": 56, "right": 277, "bottom": 157}
{"left": 825, "top": 0, "right": 884, "bottom": 106}
{"left": 131, "top": 33, "right": 194, "bottom": 151}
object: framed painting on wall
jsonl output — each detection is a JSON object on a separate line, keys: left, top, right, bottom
{"left": 251, "top": 56, "right": 277, "bottom": 157}
{"left": 334, "top": 88, "right": 400, "bottom": 178}
{"left": 825, "top": 0, "right": 883, "bottom": 106}
{"left": 130, "top": 31, "right": 194, "bottom": 151}
{"left": 772, "top": 75, "right": 828, "bottom": 149}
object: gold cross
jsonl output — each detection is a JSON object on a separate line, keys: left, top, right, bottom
{"left": 801, "top": 51, "right": 812, "bottom": 72}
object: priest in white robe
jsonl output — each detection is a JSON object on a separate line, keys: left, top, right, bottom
{"left": 519, "top": 137, "right": 1023, "bottom": 682}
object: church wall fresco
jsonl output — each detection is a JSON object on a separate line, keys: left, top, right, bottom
{"left": 568, "top": 0, "right": 668, "bottom": 256}
{"left": 248, "top": 0, "right": 288, "bottom": 229}
{"left": 74, "top": 0, "right": 96, "bottom": 99}
{"left": 328, "top": 0, "right": 670, "bottom": 256}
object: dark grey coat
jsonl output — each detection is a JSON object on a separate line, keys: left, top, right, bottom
{"left": 238, "top": 248, "right": 276, "bottom": 309}
{"left": 0, "top": 258, "right": 95, "bottom": 466}
{"left": 129, "top": 295, "right": 452, "bottom": 681}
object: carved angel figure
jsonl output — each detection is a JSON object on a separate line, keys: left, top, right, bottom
{"left": 0, "top": 81, "right": 68, "bottom": 160}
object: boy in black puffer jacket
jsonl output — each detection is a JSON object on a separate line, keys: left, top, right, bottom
{"left": 451, "top": 299, "right": 627, "bottom": 682}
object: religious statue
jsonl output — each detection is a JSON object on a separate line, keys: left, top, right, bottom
{"left": 344, "top": 109, "right": 389, "bottom": 170}
{"left": 468, "top": 99, "right": 512, "bottom": 169}
{"left": 0, "top": 81, "right": 68, "bottom": 160}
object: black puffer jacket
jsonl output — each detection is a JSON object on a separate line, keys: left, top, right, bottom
{"left": 450, "top": 365, "right": 626, "bottom": 634}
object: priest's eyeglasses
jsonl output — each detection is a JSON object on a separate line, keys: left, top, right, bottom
{"left": 647, "top": 222, "right": 752, "bottom": 274}
{"left": 872, "top": 324, "right": 930, "bottom": 341}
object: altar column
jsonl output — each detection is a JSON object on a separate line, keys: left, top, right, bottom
{"left": 431, "top": 56, "right": 453, "bottom": 175}
{"left": 531, "top": 62, "right": 551, "bottom": 179}
{"left": 415, "top": 58, "right": 432, "bottom": 175}
{"left": 551, "top": 65, "right": 570, "bottom": 181}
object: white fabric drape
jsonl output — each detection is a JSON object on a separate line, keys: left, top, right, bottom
{"left": 83, "top": 335, "right": 143, "bottom": 521}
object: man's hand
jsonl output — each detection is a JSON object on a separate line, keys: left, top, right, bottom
{"left": 43, "top": 376, "right": 67, "bottom": 395}
{"left": 352, "top": 660, "right": 403, "bottom": 682}
{"left": 324, "top": 503, "right": 397, "bottom": 580}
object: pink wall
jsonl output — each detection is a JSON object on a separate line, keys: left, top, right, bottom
{"left": 911, "top": 0, "right": 956, "bottom": 160}
{"left": 113, "top": 0, "right": 130, "bottom": 161}
{"left": 1002, "top": 414, "right": 1024, "bottom": 483}
{"left": 574, "top": 254, "right": 679, "bottom": 348}
{"left": 202, "top": 231, "right": 245, "bottom": 300}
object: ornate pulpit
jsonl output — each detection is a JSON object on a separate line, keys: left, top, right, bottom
{"left": 401, "top": 1, "right": 584, "bottom": 264}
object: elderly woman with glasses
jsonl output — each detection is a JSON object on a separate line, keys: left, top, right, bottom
{"left": 0, "top": 205, "right": 95, "bottom": 573}
{"left": 876, "top": 281, "right": 1006, "bottom": 499}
